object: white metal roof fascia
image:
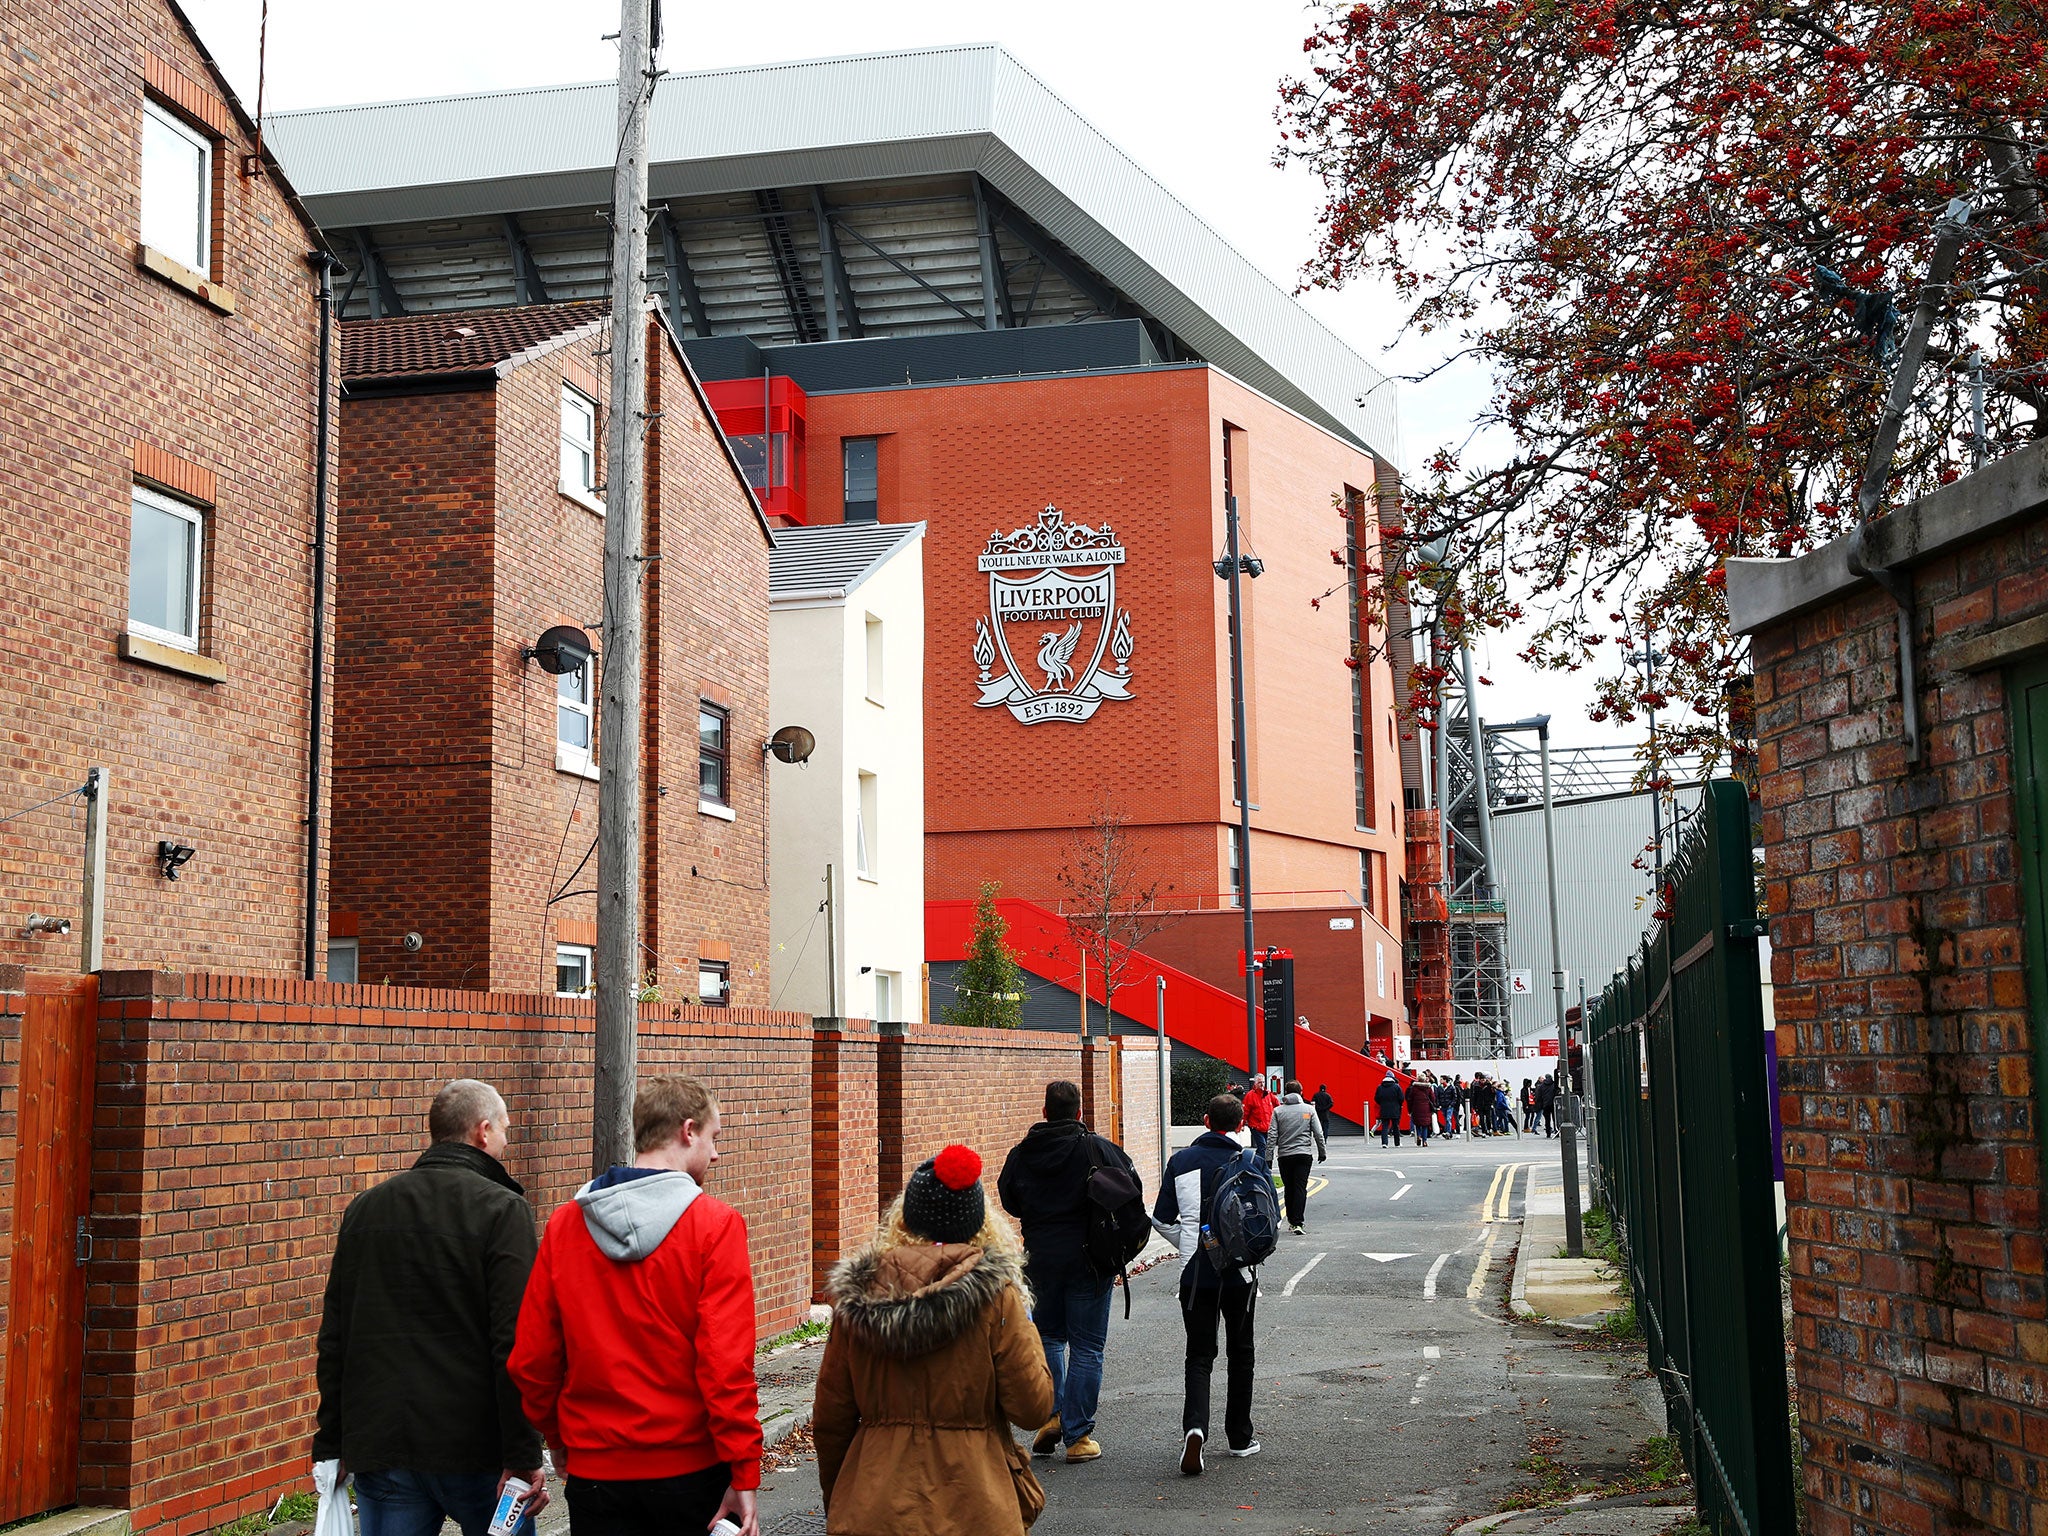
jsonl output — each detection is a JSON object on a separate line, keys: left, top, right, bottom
{"left": 268, "top": 45, "right": 1399, "bottom": 463}
{"left": 769, "top": 522, "right": 927, "bottom": 608}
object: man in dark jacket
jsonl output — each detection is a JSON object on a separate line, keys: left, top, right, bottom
{"left": 998, "top": 1080, "right": 1140, "bottom": 1464}
{"left": 1468, "top": 1074, "right": 1494, "bottom": 1137}
{"left": 1535, "top": 1072, "right": 1559, "bottom": 1136}
{"left": 315, "top": 1079, "right": 545, "bottom": 1536}
{"left": 1311, "top": 1083, "right": 1335, "bottom": 1139}
{"left": 1372, "top": 1073, "right": 1406, "bottom": 1147}
{"left": 1152, "top": 1093, "right": 1262, "bottom": 1475}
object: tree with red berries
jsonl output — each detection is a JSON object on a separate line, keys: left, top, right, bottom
{"left": 1280, "top": 1, "right": 2048, "bottom": 754}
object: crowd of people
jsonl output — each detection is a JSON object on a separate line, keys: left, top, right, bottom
{"left": 1368, "top": 1067, "right": 1564, "bottom": 1146}
{"left": 313, "top": 1071, "right": 1322, "bottom": 1536}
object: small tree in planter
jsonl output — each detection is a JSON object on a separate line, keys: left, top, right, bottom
{"left": 941, "top": 881, "right": 1027, "bottom": 1030}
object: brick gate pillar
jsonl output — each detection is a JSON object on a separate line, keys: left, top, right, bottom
{"left": 809, "top": 1017, "right": 880, "bottom": 1300}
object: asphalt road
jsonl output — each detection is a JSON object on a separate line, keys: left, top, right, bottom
{"left": 756, "top": 1130, "right": 1666, "bottom": 1535}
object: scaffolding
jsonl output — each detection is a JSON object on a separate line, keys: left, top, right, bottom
{"left": 1432, "top": 630, "right": 1514, "bottom": 1058}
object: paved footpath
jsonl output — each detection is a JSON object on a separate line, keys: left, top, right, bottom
{"left": 753, "top": 1130, "right": 1685, "bottom": 1535}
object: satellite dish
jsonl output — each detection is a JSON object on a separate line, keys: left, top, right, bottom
{"left": 766, "top": 725, "right": 816, "bottom": 765}
{"left": 525, "top": 625, "right": 593, "bottom": 676}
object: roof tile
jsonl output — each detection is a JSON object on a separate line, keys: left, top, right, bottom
{"left": 340, "top": 300, "right": 608, "bottom": 380}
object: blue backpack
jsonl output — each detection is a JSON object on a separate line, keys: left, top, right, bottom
{"left": 1204, "top": 1147, "right": 1280, "bottom": 1273}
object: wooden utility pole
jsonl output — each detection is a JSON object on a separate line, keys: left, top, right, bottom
{"left": 593, "top": 0, "right": 654, "bottom": 1177}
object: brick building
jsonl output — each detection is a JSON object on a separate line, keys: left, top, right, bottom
{"left": 1727, "top": 442, "right": 2048, "bottom": 1533}
{"left": 267, "top": 45, "right": 1412, "bottom": 1059}
{"left": 330, "top": 303, "right": 777, "bottom": 1002}
{"left": 1, "top": 0, "right": 330, "bottom": 977}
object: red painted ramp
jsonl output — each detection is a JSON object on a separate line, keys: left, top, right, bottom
{"left": 927, "top": 897, "right": 1406, "bottom": 1120}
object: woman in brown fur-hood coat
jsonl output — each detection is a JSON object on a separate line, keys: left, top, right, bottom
{"left": 814, "top": 1146, "right": 1056, "bottom": 1535}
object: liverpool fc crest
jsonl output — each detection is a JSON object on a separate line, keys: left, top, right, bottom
{"left": 971, "top": 505, "right": 1135, "bottom": 725}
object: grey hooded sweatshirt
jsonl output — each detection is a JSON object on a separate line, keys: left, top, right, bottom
{"left": 573, "top": 1166, "right": 702, "bottom": 1260}
{"left": 1270, "top": 1092, "right": 1328, "bottom": 1161}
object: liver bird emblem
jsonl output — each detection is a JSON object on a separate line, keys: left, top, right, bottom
{"left": 1036, "top": 623, "right": 1083, "bottom": 692}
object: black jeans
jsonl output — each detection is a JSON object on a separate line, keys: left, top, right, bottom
{"left": 1278, "top": 1154, "right": 1314, "bottom": 1227}
{"left": 564, "top": 1468, "right": 732, "bottom": 1536}
{"left": 1180, "top": 1270, "right": 1257, "bottom": 1449}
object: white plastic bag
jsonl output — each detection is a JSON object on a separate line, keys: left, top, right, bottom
{"left": 313, "top": 1460, "right": 356, "bottom": 1536}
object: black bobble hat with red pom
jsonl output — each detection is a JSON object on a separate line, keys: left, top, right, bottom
{"left": 903, "top": 1144, "right": 985, "bottom": 1244}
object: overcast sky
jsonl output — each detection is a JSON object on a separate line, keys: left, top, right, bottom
{"left": 182, "top": 0, "right": 1628, "bottom": 749}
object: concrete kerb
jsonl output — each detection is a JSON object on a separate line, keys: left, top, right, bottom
{"left": 1510, "top": 1160, "right": 1626, "bottom": 1329}
{"left": 1447, "top": 1490, "right": 1697, "bottom": 1535}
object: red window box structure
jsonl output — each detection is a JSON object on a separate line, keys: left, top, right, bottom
{"left": 703, "top": 374, "right": 808, "bottom": 524}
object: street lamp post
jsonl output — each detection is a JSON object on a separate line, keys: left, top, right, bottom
{"left": 1215, "top": 489, "right": 1263, "bottom": 1078}
{"left": 1486, "top": 714, "right": 1585, "bottom": 1257}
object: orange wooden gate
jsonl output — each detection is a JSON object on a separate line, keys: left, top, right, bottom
{"left": 0, "top": 974, "right": 98, "bottom": 1523}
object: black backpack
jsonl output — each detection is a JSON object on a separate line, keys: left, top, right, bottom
{"left": 1204, "top": 1147, "right": 1281, "bottom": 1275}
{"left": 1082, "top": 1135, "right": 1151, "bottom": 1315}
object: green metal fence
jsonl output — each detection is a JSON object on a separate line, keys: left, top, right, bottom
{"left": 1586, "top": 778, "right": 1794, "bottom": 1536}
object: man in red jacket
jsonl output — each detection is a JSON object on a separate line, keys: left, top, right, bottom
{"left": 510, "top": 1076, "right": 761, "bottom": 1536}
{"left": 1241, "top": 1078, "right": 1278, "bottom": 1160}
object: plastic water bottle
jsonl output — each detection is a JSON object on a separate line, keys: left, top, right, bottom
{"left": 486, "top": 1479, "right": 530, "bottom": 1536}
{"left": 709, "top": 1521, "right": 743, "bottom": 1536}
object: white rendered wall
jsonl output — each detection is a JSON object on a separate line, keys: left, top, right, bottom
{"left": 769, "top": 537, "right": 925, "bottom": 1021}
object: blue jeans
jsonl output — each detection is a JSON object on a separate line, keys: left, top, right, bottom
{"left": 1034, "top": 1263, "right": 1114, "bottom": 1444}
{"left": 355, "top": 1469, "right": 533, "bottom": 1536}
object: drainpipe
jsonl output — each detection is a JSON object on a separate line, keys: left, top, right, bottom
{"left": 302, "top": 250, "right": 338, "bottom": 979}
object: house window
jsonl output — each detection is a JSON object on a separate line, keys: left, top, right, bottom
{"left": 556, "top": 944, "right": 593, "bottom": 996}
{"left": 699, "top": 703, "right": 730, "bottom": 808}
{"left": 875, "top": 970, "right": 899, "bottom": 1023}
{"left": 842, "top": 437, "right": 878, "bottom": 522}
{"left": 128, "top": 484, "right": 204, "bottom": 651}
{"left": 698, "top": 959, "right": 730, "bottom": 1007}
{"left": 560, "top": 386, "right": 600, "bottom": 504}
{"left": 864, "top": 614, "right": 884, "bottom": 704}
{"left": 326, "top": 938, "right": 359, "bottom": 985}
{"left": 857, "top": 771, "right": 878, "bottom": 878}
{"left": 1361, "top": 849, "right": 1373, "bottom": 916}
{"left": 557, "top": 654, "right": 594, "bottom": 772}
{"left": 1228, "top": 826, "right": 1243, "bottom": 907}
{"left": 141, "top": 100, "right": 211, "bottom": 274}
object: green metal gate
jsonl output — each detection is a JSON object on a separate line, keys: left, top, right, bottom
{"left": 1586, "top": 778, "right": 1795, "bottom": 1536}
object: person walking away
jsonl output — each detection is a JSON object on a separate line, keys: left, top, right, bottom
{"left": 1269, "top": 1081, "right": 1327, "bottom": 1233}
{"left": 1404, "top": 1074, "right": 1436, "bottom": 1149}
{"left": 509, "top": 1076, "right": 761, "bottom": 1536}
{"left": 315, "top": 1079, "right": 546, "bottom": 1536}
{"left": 1241, "top": 1078, "right": 1277, "bottom": 1160}
{"left": 1434, "top": 1076, "right": 1457, "bottom": 1139}
{"left": 997, "top": 1080, "right": 1141, "bottom": 1463}
{"left": 1311, "top": 1083, "right": 1334, "bottom": 1140}
{"left": 1536, "top": 1071, "right": 1559, "bottom": 1137}
{"left": 1494, "top": 1082, "right": 1515, "bottom": 1135}
{"left": 1520, "top": 1079, "right": 1537, "bottom": 1133}
{"left": 1372, "top": 1072, "right": 1406, "bottom": 1148}
{"left": 1153, "top": 1094, "right": 1274, "bottom": 1474}
{"left": 815, "top": 1146, "right": 1055, "bottom": 1536}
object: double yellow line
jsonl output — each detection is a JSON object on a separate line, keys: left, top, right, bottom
{"left": 1481, "top": 1162, "right": 1525, "bottom": 1225}
{"left": 1465, "top": 1163, "right": 1526, "bottom": 1302}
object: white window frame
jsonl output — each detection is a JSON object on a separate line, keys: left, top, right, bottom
{"left": 128, "top": 484, "right": 205, "bottom": 652}
{"left": 698, "top": 703, "right": 734, "bottom": 817}
{"left": 874, "top": 969, "right": 900, "bottom": 1023}
{"left": 555, "top": 653, "right": 596, "bottom": 777}
{"left": 141, "top": 99, "right": 212, "bottom": 275}
{"left": 555, "top": 943, "right": 593, "bottom": 997}
{"left": 697, "top": 959, "right": 730, "bottom": 1007}
{"left": 326, "top": 938, "right": 359, "bottom": 985}
{"left": 559, "top": 385, "right": 603, "bottom": 510}
{"left": 864, "top": 613, "right": 884, "bottom": 705}
{"left": 856, "top": 770, "right": 878, "bottom": 881}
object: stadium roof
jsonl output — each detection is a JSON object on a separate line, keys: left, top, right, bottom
{"left": 266, "top": 45, "right": 1398, "bottom": 460}
{"left": 769, "top": 521, "right": 926, "bottom": 605}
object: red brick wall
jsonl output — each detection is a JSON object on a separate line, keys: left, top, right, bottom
{"left": 810, "top": 1019, "right": 880, "bottom": 1298}
{"left": 1756, "top": 508, "right": 2047, "bottom": 1535}
{"left": 83, "top": 971, "right": 815, "bottom": 1536}
{"left": 876, "top": 1021, "right": 1084, "bottom": 1208}
{"left": 0, "top": 1, "right": 328, "bottom": 976}
{"left": 331, "top": 389, "right": 498, "bottom": 987}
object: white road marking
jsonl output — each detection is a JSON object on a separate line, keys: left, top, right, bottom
{"left": 1361, "top": 1252, "right": 1417, "bottom": 1263}
{"left": 1424, "top": 1253, "right": 1450, "bottom": 1300}
{"left": 1410, "top": 1367, "right": 1431, "bottom": 1406}
{"left": 1390, "top": 1183, "right": 1412, "bottom": 1201}
{"left": 1424, "top": 1346, "right": 1442, "bottom": 1360}
{"left": 1281, "top": 1252, "right": 1327, "bottom": 1299}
